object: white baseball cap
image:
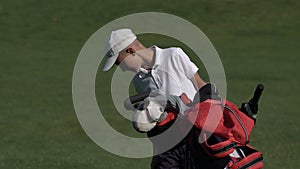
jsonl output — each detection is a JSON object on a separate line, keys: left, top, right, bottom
{"left": 102, "top": 28, "right": 137, "bottom": 71}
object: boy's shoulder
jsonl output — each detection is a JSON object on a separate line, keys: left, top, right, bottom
{"left": 156, "top": 46, "right": 182, "bottom": 60}
{"left": 159, "top": 46, "right": 180, "bottom": 53}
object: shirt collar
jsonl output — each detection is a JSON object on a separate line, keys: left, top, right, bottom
{"left": 150, "top": 45, "right": 162, "bottom": 70}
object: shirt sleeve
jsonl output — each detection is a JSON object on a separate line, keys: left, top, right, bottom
{"left": 176, "top": 48, "right": 199, "bottom": 79}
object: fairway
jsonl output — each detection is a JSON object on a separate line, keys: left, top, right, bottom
{"left": 1, "top": 0, "right": 299, "bottom": 168}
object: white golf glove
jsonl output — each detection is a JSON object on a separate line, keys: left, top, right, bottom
{"left": 132, "top": 109, "right": 157, "bottom": 132}
{"left": 132, "top": 94, "right": 168, "bottom": 132}
{"left": 143, "top": 94, "right": 168, "bottom": 122}
{"left": 132, "top": 90, "right": 192, "bottom": 132}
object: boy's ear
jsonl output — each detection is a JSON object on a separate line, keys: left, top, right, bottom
{"left": 126, "top": 48, "right": 135, "bottom": 54}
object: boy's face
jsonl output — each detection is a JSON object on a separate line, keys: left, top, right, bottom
{"left": 116, "top": 49, "right": 141, "bottom": 72}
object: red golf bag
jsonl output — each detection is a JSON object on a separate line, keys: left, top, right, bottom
{"left": 182, "top": 84, "right": 264, "bottom": 169}
{"left": 125, "top": 83, "right": 264, "bottom": 169}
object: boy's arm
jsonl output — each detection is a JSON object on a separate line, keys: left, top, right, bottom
{"left": 191, "top": 73, "right": 207, "bottom": 90}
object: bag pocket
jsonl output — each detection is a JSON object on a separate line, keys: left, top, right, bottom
{"left": 228, "top": 146, "right": 263, "bottom": 169}
{"left": 201, "top": 133, "right": 236, "bottom": 158}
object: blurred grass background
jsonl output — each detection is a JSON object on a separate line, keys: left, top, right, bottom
{"left": 1, "top": 0, "right": 299, "bottom": 168}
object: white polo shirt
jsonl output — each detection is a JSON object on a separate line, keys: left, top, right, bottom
{"left": 133, "top": 46, "right": 199, "bottom": 100}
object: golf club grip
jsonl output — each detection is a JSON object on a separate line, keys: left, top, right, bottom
{"left": 128, "top": 92, "right": 150, "bottom": 104}
{"left": 252, "top": 84, "right": 264, "bottom": 104}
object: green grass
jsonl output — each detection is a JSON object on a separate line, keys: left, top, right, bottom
{"left": 1, "top": 0, "right": 299, "bottom": 168}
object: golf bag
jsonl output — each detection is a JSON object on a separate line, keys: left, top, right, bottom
{"left": 125, "top": 83, "right": 264, "bottom": 169}
{"left": 182, "top": 83, "right": 264, "bottom": 169}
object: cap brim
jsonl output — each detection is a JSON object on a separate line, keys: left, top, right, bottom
{"left": 101, "top": 49, "right": 119, "bottom": 71}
